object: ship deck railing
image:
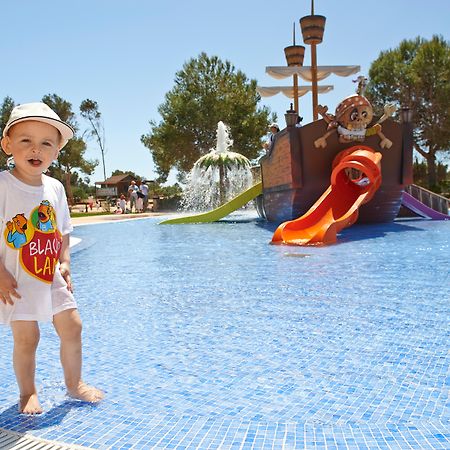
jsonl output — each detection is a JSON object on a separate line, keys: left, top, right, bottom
{"left": 406, "top": 184, "right": 450, "bottom": 215}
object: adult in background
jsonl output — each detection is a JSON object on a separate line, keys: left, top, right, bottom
{"left": 263, "top": 123, "right": 280, "bottom": 152}
{"left": 127, "top": 180, "right": 139, "bottom": 213}
{"left": 138, "top": 180, "right": 149, "bottom": 212}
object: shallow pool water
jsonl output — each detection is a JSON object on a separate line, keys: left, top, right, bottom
{"left": 0, "top": 212, "right": 448, "bottom": 449}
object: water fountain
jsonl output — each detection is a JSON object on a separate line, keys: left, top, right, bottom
{"left": 180, "top": 121, "right": 253, "bottom": 211}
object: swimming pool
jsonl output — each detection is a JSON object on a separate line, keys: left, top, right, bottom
{"left": 0, "top": 213, "right": 448, "bottom": 449}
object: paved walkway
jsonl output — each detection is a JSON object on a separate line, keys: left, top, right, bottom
{"left": 71, "top": 211, "right": 165, "bottom": 226}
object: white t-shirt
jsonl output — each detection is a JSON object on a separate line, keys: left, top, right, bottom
{"left": 0, "top": 171, "right": 76, "bottom": 324}
{"left": 128, "top": 184, "right": 138, "bottom": 198}
{"left": 139, "top": 183, "right": 149, "bottom": 196}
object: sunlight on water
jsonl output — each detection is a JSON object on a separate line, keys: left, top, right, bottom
{"left": 0, "top": 217, "right": 448, "bottom": 449}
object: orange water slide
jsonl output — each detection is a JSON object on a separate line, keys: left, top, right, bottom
{"left": 271, "top": 146, "right": 382, "bottom": 246}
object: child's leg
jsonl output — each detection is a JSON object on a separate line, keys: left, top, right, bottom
{"left": 10, "top": 321, "right": 42, "bottom": 414}
{"left": 53, "top": 308, "right": 103, "bottom": 402}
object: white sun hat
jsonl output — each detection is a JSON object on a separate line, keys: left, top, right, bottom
{"left": 3, "top": 102, "right": 74, "bottom": 148}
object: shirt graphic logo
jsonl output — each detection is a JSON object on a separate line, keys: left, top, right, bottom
{"left": 4, "top": 201, "right": 62, "bottom": 283}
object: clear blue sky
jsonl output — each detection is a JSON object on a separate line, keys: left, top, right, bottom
{"left": 2, "top": 0, "right": 448, "bottom": 184}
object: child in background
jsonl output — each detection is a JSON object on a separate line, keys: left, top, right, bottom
{"left": 119, "top": 194, "right": 127, "bottom": 214}
{"left": 136, "top": 191, "right": 144, "bottom": 213}
{"left": 0, "top": 102, "right": 104, "bottom": 414}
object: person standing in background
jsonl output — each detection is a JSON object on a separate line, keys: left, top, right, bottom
{"left": 127, "top": 180, "right": 138, "bottom": 213}
{"left": 263, "top": 123, "right": 280, "bottom": 152}
{"left": 138, "top": 180, "right": 149, "bottom": 212}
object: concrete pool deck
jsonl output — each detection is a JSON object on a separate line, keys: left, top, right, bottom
{"left": 71, "top": 211, "right": 165, "bottom": 226}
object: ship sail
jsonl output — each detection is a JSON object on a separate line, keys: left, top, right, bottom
{"left": 266, "top": 65, "right": 360, "bottom": 82}
{"left": 257, "top": 85, "right": 333, "bottom": 98}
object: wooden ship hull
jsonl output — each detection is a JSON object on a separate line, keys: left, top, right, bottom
{"left": 258, "top": 118, "right": 413, "bottom": 223}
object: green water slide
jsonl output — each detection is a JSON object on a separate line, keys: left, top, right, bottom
{"left": 160, "top": 182, "right": 263, "bottom": 224}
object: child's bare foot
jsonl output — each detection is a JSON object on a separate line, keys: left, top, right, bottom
{"left": 67, "top": 381, "right": 104, "bottom": 403}
{"left": 19, "top": 393, "right": 42, "bottom": 414}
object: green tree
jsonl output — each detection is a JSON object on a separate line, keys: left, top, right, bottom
{"left": 367, "top": 35, "right": 450, "bottom": 188}
{"left": 0, "top": 96, "right": 16, "bottom": 168}
{"left": 153, "top": 182, "right": 182, "bottom": 197}
{"left": 70, "top": 172, "right": 96, "bottom": 202}
{"left": 43, "top": 94, "right": 98, "bottom": 204}
{"left": 141, "top": 52, "right": 273, "bottom": 182}
{"left": 80, "top": 99, "right": 106, "bottom": 181}
{"left": 413, "top": 158, "right": 449, "bottom": 194}
{"left": 111, "top": 169, "right": 142, "bottom": 180}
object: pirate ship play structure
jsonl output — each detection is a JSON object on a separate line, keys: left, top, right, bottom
{"left": 161, "top": 2, "right": 449, "bottom": 244}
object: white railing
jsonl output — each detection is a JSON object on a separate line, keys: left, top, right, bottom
{"left": 405, "top": 184, "right": 449, "bottom": 214}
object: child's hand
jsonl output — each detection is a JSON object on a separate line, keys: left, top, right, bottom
{"left": 59, "top": 262, "right": 73, "bottom": 293}
{"left": 0, "top": 265, "right": 21, "bottom": 305}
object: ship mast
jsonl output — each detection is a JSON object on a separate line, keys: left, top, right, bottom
{"left": 300, "top": 0, "right": 326, "bottom": 120}
{"left": 283, "top": 23, "right": 305, "bottom": 115}
{"left": 258, "top": 1, "right": 360, "bottom": 124}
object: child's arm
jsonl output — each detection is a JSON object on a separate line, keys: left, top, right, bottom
{"left": 0, "top": 260, "right": 21, "bottom": 305}
{"left": 59, "top": 234, "right": 73, "bottom": 293}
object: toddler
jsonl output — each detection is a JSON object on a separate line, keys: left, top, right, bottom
{"left": 0, "top": 102, "right": 104, "bottom": 414}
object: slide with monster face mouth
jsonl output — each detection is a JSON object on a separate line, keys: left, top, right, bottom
{"left": 272, "top": 146, "right": 382, "bottom": 246}
{"left": 160, "top": 182, "right": 263, "bottom": 224}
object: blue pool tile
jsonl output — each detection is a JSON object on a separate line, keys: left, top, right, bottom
{"left": 0, "top": 217, "right": 448, "bottom": 449}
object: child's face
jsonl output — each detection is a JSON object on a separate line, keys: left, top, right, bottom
{"left": 1, "top": 120, "right": 61, "bottom": 186}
